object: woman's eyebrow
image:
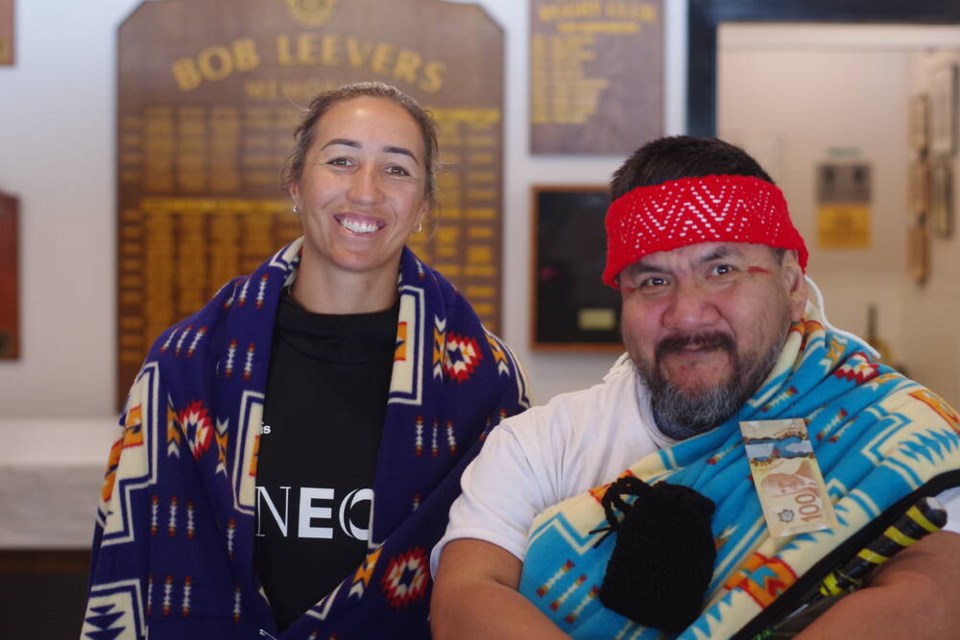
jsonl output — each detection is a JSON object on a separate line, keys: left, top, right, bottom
{"left": 321, "top": 138, "right": 419, "bottom": 165}
{"left": 321, "top": 137, "right": 360, "bottom": 150}
{"left": 383, "top": 145, "right": 420, "bottom": 165}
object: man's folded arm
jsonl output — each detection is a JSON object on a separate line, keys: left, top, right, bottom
{"left": 795, "top": 531, "right": 960, "bottom": 639}
{"left": 431, "top": 538, "right": 569, "bottom": 640}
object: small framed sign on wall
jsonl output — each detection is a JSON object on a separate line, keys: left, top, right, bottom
{"left": 530, "top": 185, "right": 622, "bottom": 352}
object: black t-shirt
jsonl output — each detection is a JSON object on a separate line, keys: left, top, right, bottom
{"left": 254, "top": 293, "right": 398, "bottom": 631}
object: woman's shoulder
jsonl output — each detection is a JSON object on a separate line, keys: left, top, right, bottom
{"left": 146, "top": 242, "right": 299, "bottom": 360}
{"left": 146, "top": 277, "right": 243, "bottom": 354}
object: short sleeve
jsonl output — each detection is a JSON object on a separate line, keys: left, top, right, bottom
{"left": 429, "top": 412, "right": 555, "bottom": 575}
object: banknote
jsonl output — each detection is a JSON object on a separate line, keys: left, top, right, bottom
{"left": 741, "top": 418, "right": 837, "bottom": 538}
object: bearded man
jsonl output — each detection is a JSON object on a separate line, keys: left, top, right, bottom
{"left": 430, "top": 136, "right": 960, "bottom": 639}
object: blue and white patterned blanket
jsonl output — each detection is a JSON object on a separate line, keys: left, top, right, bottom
{"left": 520, "top": 302, "right": 960, "bottom": 639}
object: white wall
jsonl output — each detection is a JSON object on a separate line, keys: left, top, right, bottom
{"left": 718, "top": 23, "right": 960, "bottom": 407}
{"left": 0, "top": 0, "right": 688, "bottom": 418}
{"left": 0, "top": 0, "right": 140, "bottom": 418}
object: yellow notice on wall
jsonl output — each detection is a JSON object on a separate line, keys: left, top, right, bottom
{"left": 816, "top": 161, "right": 871, "bottom": 249}
{"left": 817, "top": 204, "right": 870, "bottom": 249}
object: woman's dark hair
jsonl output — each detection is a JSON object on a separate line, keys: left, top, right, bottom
{"left": 281, "top": 81, "right": 441, "bottom": 208}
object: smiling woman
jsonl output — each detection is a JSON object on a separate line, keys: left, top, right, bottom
{"left": 285, "top": 93, "right": 432, "bottom": 313}
{"left": 81, "top": 81, "right": 530, "bottom": 640}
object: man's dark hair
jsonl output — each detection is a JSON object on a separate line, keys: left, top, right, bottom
{"left": 610, "top": 136, "right": 775, "bottom": 200}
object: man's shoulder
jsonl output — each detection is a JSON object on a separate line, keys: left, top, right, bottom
{"left": 499, "top": 354, "right": 637, "bottom": 432}
{"left": 558, "top": 353, "right": 637, "bottom": 405}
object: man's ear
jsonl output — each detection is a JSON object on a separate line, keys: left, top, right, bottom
{"left": 782, "top": 250, "right": 808, "bottom": 322}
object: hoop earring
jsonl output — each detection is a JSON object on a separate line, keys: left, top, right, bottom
{"left": 292, "top": 204, "right": 301, "bottom": 216}
{"left": 414, "top": 221, "right": 423, "bottom": 233}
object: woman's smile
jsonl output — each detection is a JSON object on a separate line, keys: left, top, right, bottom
{"left": 335, "top": 213, "right": 385, "bottom": 235}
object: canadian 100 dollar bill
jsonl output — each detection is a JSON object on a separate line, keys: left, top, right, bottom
{"left": 741, "top": 418, "right": 837, "bottom": 538}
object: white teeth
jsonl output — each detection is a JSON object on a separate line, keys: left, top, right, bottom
{"left": 340, "top": 219, "right": 379, "bottom": 234}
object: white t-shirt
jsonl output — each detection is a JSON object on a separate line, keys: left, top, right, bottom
{"left": 431, "top": 356, "right": 960, "bottom": 576}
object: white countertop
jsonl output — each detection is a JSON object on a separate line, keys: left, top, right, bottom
{"left": 0, "top": 418, "right": 118, "bottom": 548}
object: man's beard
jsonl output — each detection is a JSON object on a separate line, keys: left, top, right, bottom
{"left": 635, "top": 329, "right": 786, "bottom": 437}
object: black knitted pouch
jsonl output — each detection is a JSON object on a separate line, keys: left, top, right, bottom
{"left": 595, "top": 476, "right": 716, "bottom": 632}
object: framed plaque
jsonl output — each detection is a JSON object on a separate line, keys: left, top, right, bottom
{"left": 531, "top": 185, "right": 622, "bottom": 351}
{"left": 909, "top": 94, "right": 929, "bottom": 156}
{"left": 116, "top": 0, "right": 505, "bottom": 404}
{"left": 529, "top": 0, "right": 663, "bottom": 154}
{"left": 0, "top": 190, "right": 18, "bottom": 358}
{"left": 930, "top": 160, "right": 953, "bottom": 238}
{"left": 930, "top": 63, "right": 958, "bottom": 158}
{"left": 0, "top": 0, "right": 13, "bottom": 65}
{"left": 908, "top": 160, "right": 930, "bottom": 219}
{"left": 908, "top": 216, "right": 929, "bottom": 285}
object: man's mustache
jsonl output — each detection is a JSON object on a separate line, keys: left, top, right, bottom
{"left": 655, "top": 332, "right": 736, "bottom": 359}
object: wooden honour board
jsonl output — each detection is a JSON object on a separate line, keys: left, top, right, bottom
{"left": 0, "top": 0, "right": 12, "bottom": 65}
{"left": 530, "top": 0, "right": 663, "bottom": 154}
{"left": 117, "top": 0, "right": 504, "bottom": 402}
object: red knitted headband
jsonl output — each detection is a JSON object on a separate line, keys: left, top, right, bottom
{"left": 603, "top": 175, "right": 808, "bottom": 288}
